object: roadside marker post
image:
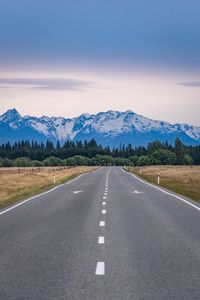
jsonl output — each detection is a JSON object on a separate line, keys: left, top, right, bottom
{"left": 157, "top": 172, "right": 160, "bottom": 185}
{"left": 53, "top": 173, "right": 56, "bottom": 184}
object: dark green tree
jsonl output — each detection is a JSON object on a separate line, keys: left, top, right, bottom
{"left": 175, "top": 138, "right": 185, "bottom": 165}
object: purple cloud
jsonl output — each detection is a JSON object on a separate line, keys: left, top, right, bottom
{"left": 0, "top": 78, "right": 95, "bottom": 91}
{"left": 178, "top": 82, "right": 200, "bottom": 87}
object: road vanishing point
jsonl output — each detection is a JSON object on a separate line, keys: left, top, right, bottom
{"left": 0, "top": 167, "right": 200, "bottom": 300}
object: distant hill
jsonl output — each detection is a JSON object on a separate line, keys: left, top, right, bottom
{"left": 0, "top": 108, "right": 200, "bottom": 146}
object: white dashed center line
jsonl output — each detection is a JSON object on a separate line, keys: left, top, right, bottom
{"left": 98, "top": 236, "right": 105, "bottom": 244}
{"left": 73, "top": 190, "right": 83, "bottom": 194}
{"left": 95, "top": 169, "right": 111, "bottom": 277}
{"left": 105, "top": 167, "right": 111, "bottom": 187}
{"left": 99, "top": 221, "right": 105, "bottom": 227}
{"left": 95, "top": 262, "right": 105, "bottom": 275}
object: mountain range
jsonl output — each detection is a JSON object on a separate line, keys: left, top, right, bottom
{"left": 0, "top": 108, "right": 200, "bottom": 147}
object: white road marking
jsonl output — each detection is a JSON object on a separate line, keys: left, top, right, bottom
{"left": 103, "top": 196, "right": 107, "bottom": 199}
{"left": 95, "top": 262, "right": 105, "bottom": 275}
{"left": 99, "top": 221, "right": 105, "bottom": 226}
{"left": 102, "top": 202, "right": 106, "bottom": 205}
{"left": 98, "top": 236, "right": 105, "bottom": 244}
{"left": 132, "top": 190, "right": 143, "bottom": 194}
{"left": 106, "top": 167, "right": 112, "bottom": 188}
{"left": 122, "top": 168, "right": 200, "bottom": 212}
{"left": 102, "top": 209, "right": 106, "bottom": 214}
{"left": 104, "top": 192, "right": 107, "bottom": 195}
{"left": 73, "top": 190, "right": 83, "bottom": 194}
{"left": 0, "top": 173, "right": 85, "bottom": 217}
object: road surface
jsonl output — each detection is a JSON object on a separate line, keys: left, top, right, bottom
{"left": 0, "top": 167, "right": 200, "bottom": 299}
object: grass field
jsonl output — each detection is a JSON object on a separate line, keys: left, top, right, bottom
{"left": 125, "top": 166, "right": 200, "bottom": 203}
{"left": 0, "top": 166, "right": 97, "bottom": 209}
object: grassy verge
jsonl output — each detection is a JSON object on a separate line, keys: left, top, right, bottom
{"left": 0, "top": 166, "right": 97, "bottom": 209}
{"left": 125, "top": 166, "right": 200, "bottom": 203}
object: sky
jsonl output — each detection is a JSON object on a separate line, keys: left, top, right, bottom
{"left": 0, "top": 0, "right": 200, "bottom": 125}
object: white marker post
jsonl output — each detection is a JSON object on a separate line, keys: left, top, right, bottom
{"left": 157, "top": 172, "right": 160, "bottom": 185}
{"left": 53, "top": 173, "right": 56, "bottom": 184}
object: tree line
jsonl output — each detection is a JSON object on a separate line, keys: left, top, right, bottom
{"left": 0, "top": 138, "right": 199, "bottom": 167}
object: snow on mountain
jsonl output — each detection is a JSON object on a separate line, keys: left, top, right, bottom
{"left": 175, "top": 123, "right": 200, "bottom": 140}
{"left": 0, "top": 108, "right": 200, "bottom": 146}
{"left": 0, "top": 108, "right": 22, "bottom": 130}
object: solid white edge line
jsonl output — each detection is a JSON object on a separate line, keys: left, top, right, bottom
{"left": 121, "top": 167, "right": 200, "bottom": 212}
{"left": 95, "top": 262, "right": 105, "bottom": 275}
{"left": 98, "top": 236, "right": 105, "bottom": 244}
{"left": 99, "top": 221, "right": 105, "bottom": 226}
{"left": 0, "top": 169, "right": 94, "bottom": 216}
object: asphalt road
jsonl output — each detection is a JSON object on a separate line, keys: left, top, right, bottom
{"left": 0, "top": 167, "right": 200, "bottom": 300}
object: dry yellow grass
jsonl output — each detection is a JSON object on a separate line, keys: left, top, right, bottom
{"left": 126, "top": 166, "right": 200, "bottom": 203}
{"left": 0, "top": 166, "right": 97, "bottom": 208}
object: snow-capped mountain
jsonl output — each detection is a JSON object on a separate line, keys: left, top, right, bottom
{"left": 0, "top": 108, "right": 200, "bottom": 147}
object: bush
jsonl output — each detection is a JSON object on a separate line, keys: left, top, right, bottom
{"left": 137, "top": 156, "right": 151, "bottom": 166}
{"left": 0, "top": 157, "right": 3, "bottom": 167}
{"left": 183, "top": 154, "right": 193, "bottom": 165}
{"left": 31, "top": 160, "right": 45, "bottom": 167}
{"left": 43, "top": 156, "right": 63, "bottom": 166}
{"left": 13, "top": 157, "right": 32, "bottom": 167}
{"left": 64, "top": 156, "right": 92, "bottom": 166}
{"left": 113, "top": 157, "right": 132, "bottom": 166}
{"left": 151, "top": 149, "right": 176, "bottom": 165}
{"left": 2, "top": 158, "right": 13, "bottom": 167}
{"left": 92, "top": 155, "right": 114, "bottom": 166}
{"left": 129, "top": 155, "right": 138, "bottom": 166}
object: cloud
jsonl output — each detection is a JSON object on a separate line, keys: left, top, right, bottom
{"left": 178, "top": 82, "right": 200, "bottom": 87}
{"left": 0, "top": 78, "right": 95, "bottom": 91}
